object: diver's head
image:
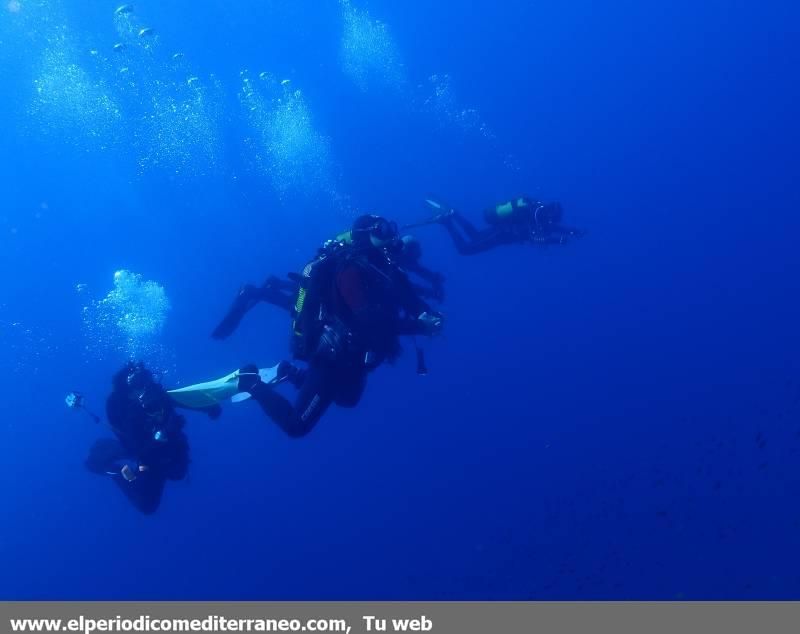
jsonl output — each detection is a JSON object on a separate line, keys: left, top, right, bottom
{"left": 534, "top": 202, "right": 563, "bottom": 229}
{"left": 351, "top": 214, "right": 399, "bottom": 249}
{"left": 125, "top": 362, "right": 154, "bottom": 391}
{"left": 113, "top": 361, "right": 147, "bottom": 391}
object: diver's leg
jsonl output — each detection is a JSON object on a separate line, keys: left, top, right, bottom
{"left": 261, "top": 288, "right": 295, "bottom": 312}
{"left": 460, "top": 229, "right": 511, "bottom": 255}
{"left": 261, "top": 276, "right": 298, "bottom": 312}
{"left": 162, "top": 432, "right": 190, "bottom": 481}
{"left": 245, "top": 362, "right": 334, "bottom": 438}
{"left": 85, "top": 438, "right": 128, "bottom": 475}
{"left": 440, "top": 212, "right": 504, "bottom": 255}
{"left": 440, "top": 217, "right": 473, "bottom": 255}
{"left": 211, "top": 277, "right": 296, "bottom": 338}
{"left": 443, "top": 221, "right": 506, "bottom": 255}
{"left": 333, "top": 368, "right": 367, "bottom": 408}
{"left": 87, "top": 440, "right": 167, "bottom": 515}
{"left": 267, "top": 276, "right": 300, "bottom": 293}
{"left": 211, "top": 284, "right": 264, "bottom": 340}
{"left": 114, "top": 471, "right": 166, "bottom": 515}
{"left": 448, "top": 212, "right": 481, "bottom": 239}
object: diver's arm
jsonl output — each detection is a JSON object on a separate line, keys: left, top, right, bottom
{"left": 394, "top": 268, "right": 433, "bottom": 318}
{"left": 531, "top": 226, "right": 584, "bottom": 245}
{"left": 392, "top": 270, "right": 444, "bottom": 335}
{"left": 412, "top": 265, "right": 445, "bottom": 302}
{"left": 410, "top": 282, "right": 442, "bottom": 303}
{"left": 396, "top": 317, "right": 429, "bottom": 336}
{"left": 407, "top": 261, "right": 444, "bottom": 287}
{"left": 559, "top": 226, "right": 585, "bottom": 240}
{"left": 396, "top": 311, "right": 443, "bottom": 337}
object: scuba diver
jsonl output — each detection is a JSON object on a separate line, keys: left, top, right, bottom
{"left": 84, "top": 362, "right": 192, "bottom": 515}
{"left": 412, "top": 196, "right": 583, "bottom": 256}
{"left": 243, "top": 214, "right": 442, "bottom": 437}
{"left": 211, "top": 230, "right": 444, "bottom": 341}
{"left": 178, "top": 215, "right": 443, "bottom": 438}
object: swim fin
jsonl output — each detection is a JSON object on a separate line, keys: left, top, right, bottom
{"left": 167, "top": 365, "right": 285, "bottom": 409}
{"left": 424, "top": 197, "right": 446, "bottom": 212}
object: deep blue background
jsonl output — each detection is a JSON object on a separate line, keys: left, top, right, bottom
{"left": 1, "top": 0, "right": 799, "bottom": 599}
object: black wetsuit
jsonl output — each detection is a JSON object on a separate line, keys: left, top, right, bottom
{"left": 442, "top": 202, "right": 581, "bottom": 255}
{"left": 244, "top": 247, "right": 437, "bottom": 437}
{"left": 211, "top": 276, "right": 298, "bottom": 340}
{"left": 85, "top": 365, "right": 189, "bottom": 515}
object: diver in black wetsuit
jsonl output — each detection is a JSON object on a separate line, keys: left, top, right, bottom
{"left": 211, "top": 230, "right": 444, "bottom": 340}
{"left": 85, "top": 362, "right": 191, "bottom": 515}
{"left": 235, "top": 215, "right": 443, "bottom": 437}
{"left": 418, "top": 196, "right": 583, "bottom": 255}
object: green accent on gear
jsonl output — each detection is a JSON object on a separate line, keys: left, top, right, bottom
{"left": 495, "top": 201, "right": 515, "bottom": 218}
{"left": 335, "top": 230, "right": 353, "bottom": 244}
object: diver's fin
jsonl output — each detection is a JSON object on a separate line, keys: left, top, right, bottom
{"left": 424, "top": 197, "right": 446, "bottom": 211}
{"left": 259, "top": 365, "right": 282, "bottom": 383}
{"left": 211, "top": 285, "right": 264, "bottom": 340}
{"left": 167, "top": 365, "right": 286, "bottom": 408}
{"left": 230, "top": 367, "right": 283, "bottom": 403}
{"left": 168, "top": 370, "right": 241, "bottom": 408}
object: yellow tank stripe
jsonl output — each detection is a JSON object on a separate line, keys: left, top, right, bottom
{"left": 496, "top": 202, "right": 514, "bottom": 217}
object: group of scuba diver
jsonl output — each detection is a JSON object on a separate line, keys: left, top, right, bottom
{"left": 68, "top": 196, "right": 584, "bottom": 514}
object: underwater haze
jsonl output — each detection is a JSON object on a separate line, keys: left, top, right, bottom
{"left": 1, "top": 0, "right": 800, "bottom": 599}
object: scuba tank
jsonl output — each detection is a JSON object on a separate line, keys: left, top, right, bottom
{"left": 483, "top": 197, "right": 534, "bottom": 225}
{"left": 289, "top": 218, "right": 414, "bottom": 366}
{"left": 290, "top": 219, "right": 388, "bottom": 361}
{"left": 290, "top": 236, "right": 355, "bottom": 361}
{"left": 291, "top": 249, "right": 335, "bottom": 361}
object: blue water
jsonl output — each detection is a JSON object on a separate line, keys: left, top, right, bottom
{"left": 1, "top": 0, "right": 799, "bottom": 600}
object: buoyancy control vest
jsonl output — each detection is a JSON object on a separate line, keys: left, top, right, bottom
{"left": 290, "top": 241, "right": 343, "bottom": 361}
